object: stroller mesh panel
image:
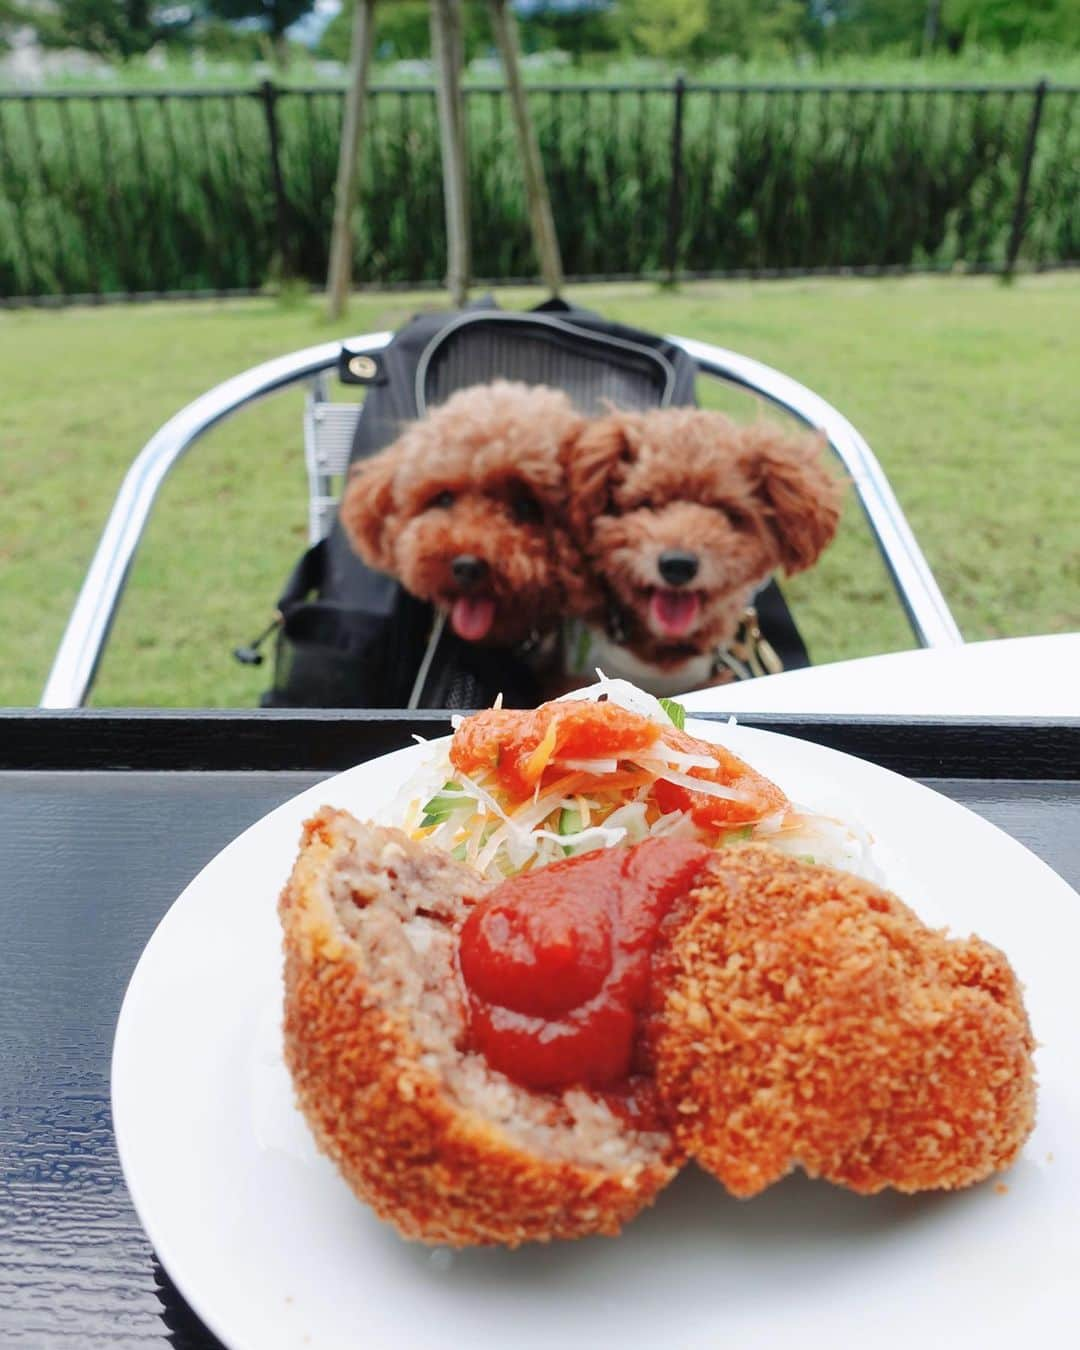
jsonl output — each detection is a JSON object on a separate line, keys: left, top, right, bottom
{"left": 422, "top": 326, "right": 668, "bottom": 415}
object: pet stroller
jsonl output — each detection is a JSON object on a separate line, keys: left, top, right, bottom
{"left": 40, "top": 299, "right": 961, "bottom": 711}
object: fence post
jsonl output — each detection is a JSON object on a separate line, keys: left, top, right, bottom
{"left": 665, "top": 73, "right": 686, "bottom": 284}
{"left": 259, "top": 78, "right": 291, "bottom": 279}
{"left": 1005, "top": 78, "right": 1048, "bottom": 277}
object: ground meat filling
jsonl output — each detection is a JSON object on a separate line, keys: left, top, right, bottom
{"left": 302, "top": 817, "right": 1034, "bottom": 1204}
{"left": 321, "top": 817, "right": 673, "bottom": 1172}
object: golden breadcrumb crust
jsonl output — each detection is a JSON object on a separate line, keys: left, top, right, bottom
{"left": 279, "top": 809, "right": 678, "bottom": 1248}
{"left": 649, "top": 848, "right": 1036, "bottom": 1197}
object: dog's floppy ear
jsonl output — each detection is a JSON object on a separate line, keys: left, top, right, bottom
{"left": 339, "top": 447, "right": 399, "bottom": 572}
{"left": 739, "top": 423, "right": 843, "bottom": 574}
{"left": 562, "top": 414, "right": 633, "bottom": 541}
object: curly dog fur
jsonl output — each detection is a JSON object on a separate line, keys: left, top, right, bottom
{"left": 563, "top": 408, "right": 844, "bottom": 672}
{"left": 340, "top": 381, "right": 586, "bottom": 649}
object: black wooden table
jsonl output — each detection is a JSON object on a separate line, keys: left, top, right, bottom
{"left": 2, "top": 710, "right": 1078, "bottom": 1349}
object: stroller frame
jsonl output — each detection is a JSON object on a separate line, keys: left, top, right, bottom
{"left": 40, "top": 332, "right": 962, "bottom": 709}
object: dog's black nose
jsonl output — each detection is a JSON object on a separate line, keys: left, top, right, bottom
{"left": 658, "top": 550, "right": 700, "bottom": 587}
{"left": 451, "top": 554, "right": 489, "bottom": 588}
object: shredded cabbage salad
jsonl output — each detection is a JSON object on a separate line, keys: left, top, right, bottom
{"left": 388, "top": 676, "right": 878, "bottom": 883}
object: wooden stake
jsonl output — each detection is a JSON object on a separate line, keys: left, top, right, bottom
{"left": 488, "top": 0, "right": 563, "bottom": 294}
{"left": 431, "top": 0, "right": 471, "bottom": 306}
{"left": 448, "top": 0, "right": 470, "bottom": 274}
{"left": 326, "top": 0, "right": 377, "bottom": 320}
{"left": 923, "top": 0, "right": 942, "bottom": 53}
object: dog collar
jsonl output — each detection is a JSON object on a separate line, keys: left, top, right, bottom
{"left": 566, "top": 620, "right": 717, "bottom": 697}
{"left": 571, "top": 603, "right": 784, "bottom": 694}
{"left": 713, "top": 606, "right": 784, "bottom": 681}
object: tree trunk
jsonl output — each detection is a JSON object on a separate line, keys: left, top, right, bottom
{"left": 326, "top": 0, "right": 378, "bottom": 320}
{"left": 488, "top": 0, "right": 563, "bottom": 295}
{"left": 431, "top": 0, "right": 471, "bottom": 306}
{"left": 923, "top": 0, "right": 942, "bottom": 53}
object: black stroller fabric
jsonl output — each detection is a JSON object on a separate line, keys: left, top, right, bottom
{"left": 260, "top": 298, "right": 809, "bottom": 709}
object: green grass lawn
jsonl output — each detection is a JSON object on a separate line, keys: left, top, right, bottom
{"left": 2, "top": 275, "right": 1078, "bottom": 708}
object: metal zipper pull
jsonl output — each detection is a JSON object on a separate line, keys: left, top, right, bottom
{"left": 233, "top": 613, "right": 282, "bottom": 666}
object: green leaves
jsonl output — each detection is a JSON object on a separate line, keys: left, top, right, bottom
{"left": 658, "top": 698, "right": 687, "bottom": 731}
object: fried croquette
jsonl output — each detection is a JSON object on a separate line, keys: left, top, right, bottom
{"left": 279, "top": 808, "right": 680, "bottom": 1248}
{"left": 648, "top": 847, "right": 1036, "bottom": 1197}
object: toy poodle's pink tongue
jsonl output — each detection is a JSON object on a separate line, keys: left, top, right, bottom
{"left": 650, "top": 589, "right": 700, "bottom": 638}
{"left": 451, "top": 596, "right": 496, "bottom": 641}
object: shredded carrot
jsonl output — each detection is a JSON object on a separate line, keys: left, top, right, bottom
{"left": 507, "top": 771, "right": 588, "bottom": 815}
{"left": 523, "top": 719, "right": 560, "bottom": 783}
{"left": 577, "top": 770, "right": 655, "bottom": 792}
{"left": 503, "top": 768, "right": 654, "bottom": 815}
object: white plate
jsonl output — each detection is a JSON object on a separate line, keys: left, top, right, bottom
{"left": 112, "top": 723, "right": 1080, "bottom": 1350}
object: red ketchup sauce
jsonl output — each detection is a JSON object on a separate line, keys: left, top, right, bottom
{"left": 458, "top": 838, "right": 713, "bottom": 1092}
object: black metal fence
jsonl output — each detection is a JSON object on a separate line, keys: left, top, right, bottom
{"left": 1, "top": 78, "right": 1077, "bottom": 303}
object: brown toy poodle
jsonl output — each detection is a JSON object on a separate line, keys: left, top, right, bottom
{"left": 340, "top": 380, "right": 585, "bottom": 651}
{"left": 562, "top": 408, "right": 843, "bottom": 689}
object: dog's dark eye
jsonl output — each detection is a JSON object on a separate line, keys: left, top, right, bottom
{"left": 428, "top": 490, "right": 455, "bottom": 510}
{"left": 510, "top": 489, "right": 543, "bottom": 525}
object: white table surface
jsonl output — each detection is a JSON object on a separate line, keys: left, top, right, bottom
{"left": 678, "top": 633, "right": 1080, "bottom": 718}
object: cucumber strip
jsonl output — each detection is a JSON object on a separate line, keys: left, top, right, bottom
{"left": 559, "top": 806, "right": 583, "bottom": 855}
{"left": 419, "top": 781, "right": 464, "bottom": 825}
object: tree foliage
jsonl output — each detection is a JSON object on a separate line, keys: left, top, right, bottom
{"left": 0, "top": 0, "right": 21, "bottom": 54}
{"left": 319, "top": 1, "right": 489, "bottom": 65}
{"left": 942, "top": 0, "right": 1080, "bottom": 51}
{"left": 619, "top": 0, "right": 708, "bottom": 61}
{"left": 203, "top": 0, "right": 314, "bottom": 43}
{"left": 701, "top": 0, "right": 807, "bottom": 59}
{"left": 17, "top": 0, "right": 1080, "bottom": 67}
{"left": 319, "top": 1, "right": 619, "bottom": 67}
{"left": 824, "top": 0, "right": 1080, "bottom": 55}
{"left": 29, "top": 0, "right": 192, "bottom": 60}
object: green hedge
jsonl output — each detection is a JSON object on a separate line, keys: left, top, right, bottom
{"left": 1, "top": 83, "right": 1077, "bottom": 298}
